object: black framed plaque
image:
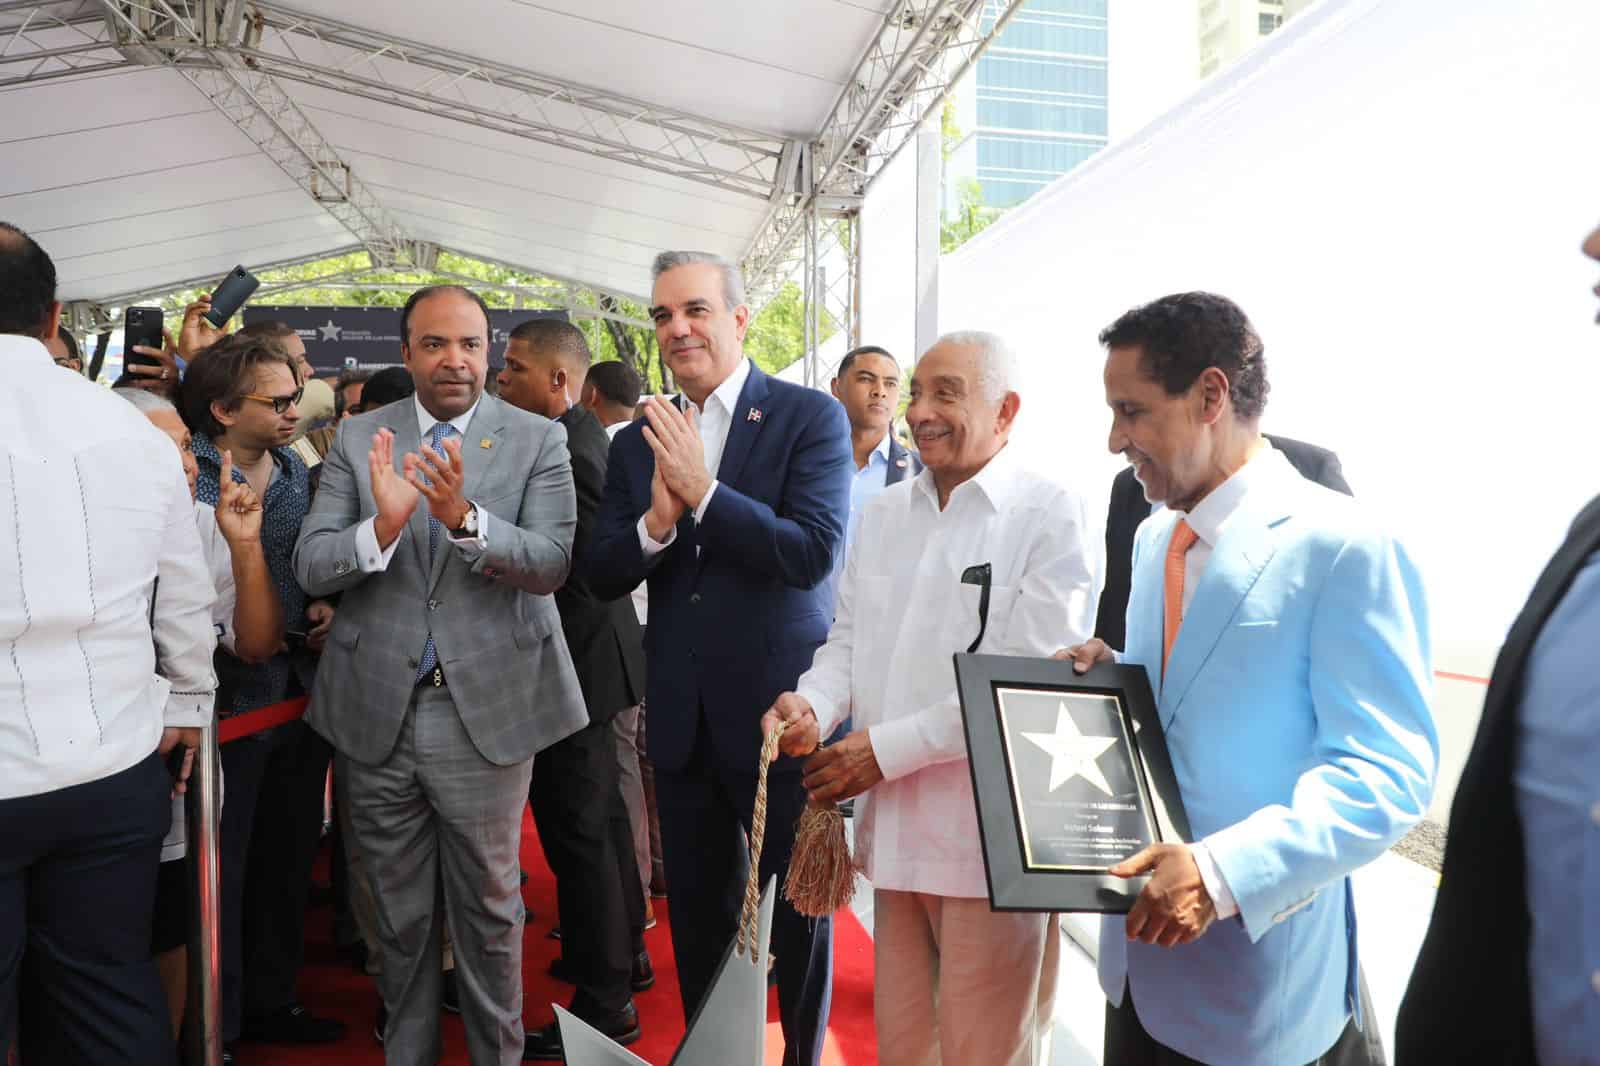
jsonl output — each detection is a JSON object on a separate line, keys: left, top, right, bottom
{"left": 954, "top": 655, "right": 1191, "bottom": 913}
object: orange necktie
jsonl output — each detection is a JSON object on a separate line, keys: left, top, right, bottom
{"left": 1163, "top": 519, "right": 1199, "bottom": 675}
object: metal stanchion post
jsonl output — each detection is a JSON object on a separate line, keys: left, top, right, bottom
{"left": 185, "top": 725, "right": 224, "bottom": 1066}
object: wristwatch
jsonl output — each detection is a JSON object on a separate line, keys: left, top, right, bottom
{"left": 451, "top": 503, "right": 479, "bottom": 539}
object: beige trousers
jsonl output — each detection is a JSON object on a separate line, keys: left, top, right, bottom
{"left": 874, "top": 888, "right": 1060, "bottom": 1066}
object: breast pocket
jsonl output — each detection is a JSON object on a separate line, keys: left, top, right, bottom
{"left": 954, "top": 582, "right": 1017, "bottom": 653}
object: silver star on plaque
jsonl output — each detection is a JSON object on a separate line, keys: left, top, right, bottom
{"left": 556, "top": 878, "right": 777, "bottom": 1065}
{"left": 1021, "top": 701, "right": 1120, "bottom": 796}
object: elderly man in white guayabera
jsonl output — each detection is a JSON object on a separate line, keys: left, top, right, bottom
{"left": 764, "top": 331, "right": 1098, "bottom": 1066}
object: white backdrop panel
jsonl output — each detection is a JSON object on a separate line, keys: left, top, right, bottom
{"left": 938, "top": 0, "right": 1600, "bottom": 676}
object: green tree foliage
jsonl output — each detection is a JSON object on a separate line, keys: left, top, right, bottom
{"left": 743, "top": 281, "right": 809, "bottom": 376}
{"left": 938, "top": 97, "right": 1004, "bottom": 253}
{"left": 941, "top": 177, "right": 1001, "bottom": 253}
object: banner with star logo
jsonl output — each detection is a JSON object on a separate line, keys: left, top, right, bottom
{"left": 242, "top": 305, "right": 568, "bottom": 374}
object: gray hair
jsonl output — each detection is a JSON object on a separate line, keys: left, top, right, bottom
{"left": 650, "top": 250, "right": 747, "bottom": 311}
{"left": 113, "top": 385, "right": 178, "bottom": 417}
{"left": 932, "top": 330, "right": 1018, "bottom": 406}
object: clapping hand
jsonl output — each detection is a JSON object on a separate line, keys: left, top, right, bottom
{"left": 369, "top": 428, "right": 421, "bottom": 548}
{"left": 405, "top": 436, "right": 471, "bottom": 532}
{"left": 214, "top": 450, "right": 263, "bottom": 546}
{"left": 642, "top": 396, "right": 712, "bottom": 509}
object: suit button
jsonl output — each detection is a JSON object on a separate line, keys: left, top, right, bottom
{"left": 1590, "top": 802, "right": 1600, "bottom": 827}
{"left": 689, "top": 593, "right": 702, "bottom": 604}
{"left": 407, "top": 657, "right": 419, "bottom": 669}
{"left": 1592, "top": 970, "right": 1600, "bottom": 998}
{"left": 427, "top": 599, "right": 440, "bottom": 611}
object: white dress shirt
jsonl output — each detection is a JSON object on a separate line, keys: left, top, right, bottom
{"left": 637, "top": 357, "right": 752, "bottom": 557}
{"left": 354, "top": 394, "right": 491, "bottom": 571}
{"left": 1162, "top": 442, "right": 1287, "bottom": 919}
{"left": 795, "top": 445, "right": 1098, "bottom": 897}
{"left": 1, "top": 334, "right": 217, "bottom": 800}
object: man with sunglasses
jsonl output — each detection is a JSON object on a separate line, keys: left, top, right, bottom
{"left": 178, "top": 333, "right": 346, "bottom": 1060}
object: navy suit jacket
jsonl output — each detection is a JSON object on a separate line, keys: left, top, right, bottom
{"left": 587, "top": 361, "right": 852, "bottom": 777}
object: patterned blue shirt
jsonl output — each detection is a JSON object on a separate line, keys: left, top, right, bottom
{"left": 1516, "top": 549, "right": 1600, "bottom": 1064}
{"left": 193, "top": 433, "right": 310, "bottom": 716}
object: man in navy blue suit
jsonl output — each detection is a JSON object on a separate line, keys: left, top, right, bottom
{"left": 587, "top": 251, "right": 851, "bottom": 1066}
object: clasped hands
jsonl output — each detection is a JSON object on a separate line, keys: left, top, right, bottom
{"left": 368, "top": 428, "right": 472, "bottom": 549}
{"left": 640, "top": 396, "right": 714, "bottom": 542}
{"left": 760, "top": 693, "right": 884, "bottom": 805}
{"left": 1055, "top": 638, "right": 1217, "bottom": 948}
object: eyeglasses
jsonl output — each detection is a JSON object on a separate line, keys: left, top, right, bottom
{"left": 240, "top": 387, "right": 304, "bottom": 415}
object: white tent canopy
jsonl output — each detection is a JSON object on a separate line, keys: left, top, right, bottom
{"left": 2, "top": 0, "right": 1013, "bottom": 326}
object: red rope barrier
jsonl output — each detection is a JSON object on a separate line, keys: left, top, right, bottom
{"left": 217, "top": 696, "right": 309, "bottom": 743}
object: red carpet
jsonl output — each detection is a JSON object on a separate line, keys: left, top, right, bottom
{"left": 234, "top": 810, "right": 877, "bottom": 1065}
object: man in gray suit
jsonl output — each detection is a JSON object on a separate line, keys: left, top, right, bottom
{"left": 294, "top": 284, "right": 586, "bottom": 1066}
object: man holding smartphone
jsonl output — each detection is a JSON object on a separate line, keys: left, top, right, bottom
{"left": 178, "top": 334, "right": 344, "bottom": 1055}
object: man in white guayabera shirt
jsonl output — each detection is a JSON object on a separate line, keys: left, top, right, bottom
{"left": 0, "top": 221, "right": 218, "bottom": 1065}
{"left": 764, "top": 331, "right": 1098, "bottom": 1066}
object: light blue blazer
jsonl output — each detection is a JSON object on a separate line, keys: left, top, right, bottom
{"left": 1099, "top": 452, "right": 1437, "bottom": 1066}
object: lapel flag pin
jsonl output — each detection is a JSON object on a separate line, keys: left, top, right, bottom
{"left": 747, "top": 408, "right": 763, "bottom": 423}
{"left": 480, "top": 438, "right": 493, "bottom": 449}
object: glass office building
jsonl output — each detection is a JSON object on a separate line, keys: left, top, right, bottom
{"left": 964, "top": 0, "right": 1110, "bottom": 208}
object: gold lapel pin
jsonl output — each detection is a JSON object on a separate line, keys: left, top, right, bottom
{"left": 479, "top": 438, "right": 493, "bottom": 449}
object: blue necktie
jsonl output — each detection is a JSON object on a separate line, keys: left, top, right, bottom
{"left": 415, "top": 422, "right": 455, "bottom": 683}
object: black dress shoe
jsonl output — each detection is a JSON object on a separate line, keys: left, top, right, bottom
{"left": 374, "top": 1000, "right": 387, "bottom": 1045}
{"left": 239, "top": 1002, "right": 347, "bottom": 1044}
{"left": 631, "top": 950, "right": 655, "bottom": 992}
{"left": 523, "top": 1002, "right": 640, "bottom": 1060}
{"left": 442, "top": 968, "right": 461, "bottom": 1014}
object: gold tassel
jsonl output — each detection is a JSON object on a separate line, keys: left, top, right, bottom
{"left": 784, "top": 799, "right": 858, "bottom": 917}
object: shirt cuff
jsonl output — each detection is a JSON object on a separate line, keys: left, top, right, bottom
{"left": 1190, "top": 842, "right": 1240, "bottom": 920}
{"left": 356, "top": 515, "right": 402, "bottom": 572}
{"left": 866, "top": 716, "right": 930, "bottom": 783}
{"left": 794, "top": 684, "right": 845, "bottom": 741}
{"left": 163, "top": 689, "right": 214, "bottom": 729}
{"left": 637, "top": 513, "right": 676, "bottom": 558}
{"left": 693, "top": 480, "right": 719, "bottom": 524}
{"left": 444, "top": 502, "right": 489, "bottom": 553}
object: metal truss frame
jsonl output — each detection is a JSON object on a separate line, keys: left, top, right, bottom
{"left": 10, "top": 0, "right": 1023, "bottom": 382}
{"left": 89, "top": 0, "right": 421, "bottom": 267}
{"left": 744, "top": 0, "right": 1026, "bottom": 370}
{"left": 238, "top": 2, "right": 792, "bottom": 202}
{"left": 0, "top": 5, "right": 131, "bottom": 88}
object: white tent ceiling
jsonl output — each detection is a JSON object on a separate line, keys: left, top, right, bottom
{"left": 1, "top": 0, "right": 918, "bottom": 307}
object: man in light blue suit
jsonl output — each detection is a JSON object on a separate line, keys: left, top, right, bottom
{"left": 1063, "top": 292, "right": 1437, "bottom": 1066}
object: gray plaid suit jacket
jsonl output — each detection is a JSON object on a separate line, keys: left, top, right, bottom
{"left": 293, "top": 393, "right": 587, "bottom": 766}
